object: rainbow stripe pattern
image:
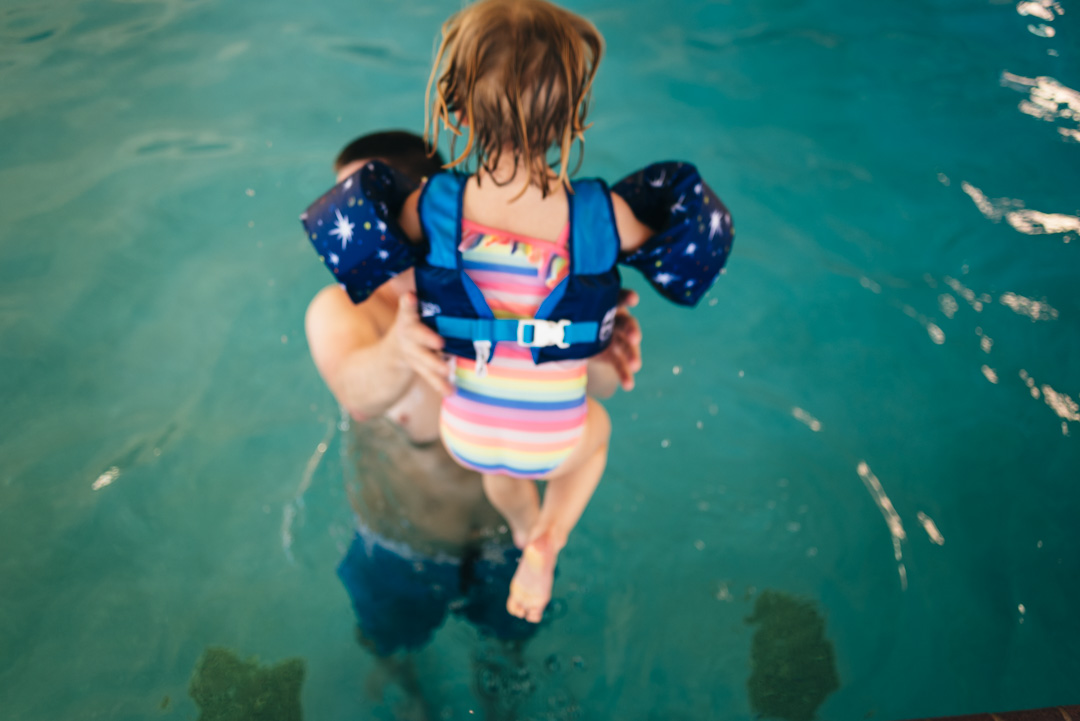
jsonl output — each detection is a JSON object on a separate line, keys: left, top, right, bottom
{"left": 440, "top": 220, "right": 588, "bottom": 479}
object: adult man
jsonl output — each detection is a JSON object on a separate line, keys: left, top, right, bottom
{"left": 303, "top": 131, "right": 642, "bottom": 712}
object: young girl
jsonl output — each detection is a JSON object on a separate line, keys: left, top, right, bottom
{"left": 395, "top": 0, "right": 656, "bottom": 624}
{"left": 305, "top": 0, "right": 731, "bottom": 624}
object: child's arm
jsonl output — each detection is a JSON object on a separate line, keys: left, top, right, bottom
{"left": 612, "top": 162, "right": 734, "bottom": 308}
{"left": 611, "top": 193, "right": 655, "bottom": 254}
{"left": 398, "top": 188, "right": 424, "bottom": 243}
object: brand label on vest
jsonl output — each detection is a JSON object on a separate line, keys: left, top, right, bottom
{"left": 599, "top": 306, "right": 617, "bottom": 343}
{"left": 420, "top": 301, "right": 441, "bottom": 318}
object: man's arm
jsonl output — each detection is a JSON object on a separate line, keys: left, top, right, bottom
{"left": 305, "top": 285, "right": 451, "bottom": 421}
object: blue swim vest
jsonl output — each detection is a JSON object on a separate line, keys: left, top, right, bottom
{"left": 415, "top": 171, "right": 622, "bottom": 365}
{"left": 301, "top": 160, "right": 734, "bottom": 365}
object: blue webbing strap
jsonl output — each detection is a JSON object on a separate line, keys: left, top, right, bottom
{"left": 436, "top": 317, "right": 599, "bottom": 346}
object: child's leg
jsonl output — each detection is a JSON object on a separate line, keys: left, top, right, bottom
{"left": 482, "top": 473, "right": 540, "bottom": 549}
{"left": 507, "top": 398, "right": 610, "bottom": 623}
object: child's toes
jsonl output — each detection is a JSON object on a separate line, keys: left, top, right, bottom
{"left": 506, "top": 593, "right": 526, "bottom": 619}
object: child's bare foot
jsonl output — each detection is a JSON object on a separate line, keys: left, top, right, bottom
{"left": 507, "top": 533, "right": 557, "bottom": 623}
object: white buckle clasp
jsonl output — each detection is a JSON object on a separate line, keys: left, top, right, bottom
{"left": 517, "top": 319, "right": 571, "bottom": 349}
{"left": 473, "top": 340, "right": 492, "bottom": 377}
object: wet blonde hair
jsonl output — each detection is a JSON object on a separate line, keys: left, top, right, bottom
{"left": 424, "top": 0, "right": 603, "bottom": 196}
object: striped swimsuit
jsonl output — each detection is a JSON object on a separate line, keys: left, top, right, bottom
{"left": 439, "top": 219, "right": 588, "bottom": 479}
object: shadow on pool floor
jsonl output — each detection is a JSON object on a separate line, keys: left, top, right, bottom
{"left": 188, "top": 646, "right": 306, "bottom": 721}
{"left": 746, "top": 589, "right": 840, "bottom": 721}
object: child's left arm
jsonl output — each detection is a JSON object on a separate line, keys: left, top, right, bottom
{"left": 610, "top": 162, "right": 734, "bottom": 308}
{"left": 610, "top": 193, "right": 655, "bottom": 255}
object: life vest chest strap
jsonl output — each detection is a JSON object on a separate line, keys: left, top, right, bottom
{"left": 435, "top": 316, "right": 598, "bottom": 349}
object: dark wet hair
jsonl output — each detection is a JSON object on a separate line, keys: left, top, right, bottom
{"left": 334, "top": 130, "right": 445, "bottom": 183}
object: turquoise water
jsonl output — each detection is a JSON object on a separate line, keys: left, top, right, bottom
{"left": 1, "top": 0, "right": 1078, "bottom": 718}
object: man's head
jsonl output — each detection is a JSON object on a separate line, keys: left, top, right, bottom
{"left": 335, "top": 130, "right": 445, "bottom": 183}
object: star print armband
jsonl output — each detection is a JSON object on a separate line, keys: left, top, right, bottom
{"left": 613, "top": 161, "right": 733, "bottom": 307}
{"left": 301, "top": 161, "right": 420, "bottom": 304}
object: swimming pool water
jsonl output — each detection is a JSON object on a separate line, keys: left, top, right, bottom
{"left": 1, "top": 0, "right": 1078, "bottom": 719}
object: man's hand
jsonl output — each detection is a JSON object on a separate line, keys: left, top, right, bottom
{"left": 390, "top": 292, "right": 454, "bottom": 396}
{"left": 593, "top": 289, "right": 643, "bottom": 392}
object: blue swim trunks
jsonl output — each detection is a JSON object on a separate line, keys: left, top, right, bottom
{"left": 336, "top": 524, "right": 539, "bottom": 656}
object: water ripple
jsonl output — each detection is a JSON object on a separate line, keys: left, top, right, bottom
{"left": 1000, "top": 71, "right": 1080, "bottom": 142}
{"left": 961, "top": 180, "right": 1079, "bottom": 240}
{"left": 857, "top": 461, "right": 908, "bottom": 591}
